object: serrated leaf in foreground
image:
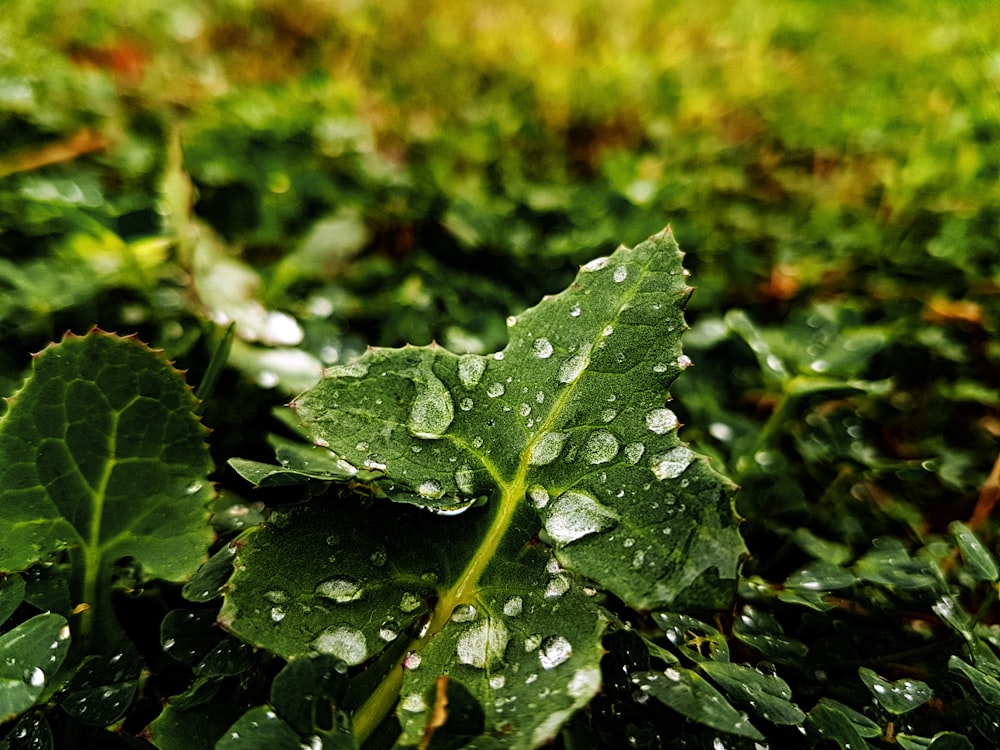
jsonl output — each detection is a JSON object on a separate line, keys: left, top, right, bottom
{"left": 220, "top": 229, "right": 744, "bottom": 748}
{"left": 0, "top": 331, "right": 214, "bottom": 644}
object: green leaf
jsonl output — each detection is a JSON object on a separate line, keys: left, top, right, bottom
{"left": 949, "top": 521, "right": 998, "bottom": 583}
{"left": 0, "top": 574, "right": 26, "bottom": 627}
{"left": 631, "top": 667, "right": 764, "bottom": 740}
{"left": 161, "top": 609, "right": 257, "bottom": 677}
{"left": 0, "top": 711, "right": 53, "bottom": 750}
{"left": 0, "top": 613, "right": 71, "bottom": 723}
{"left": 0, "top": 331, "right": 214, "bottom": 645}
{"left": 896, "top": 732, "right": 975, "bottom": 750}
{"left": 699, "top": 661, "right": 806, "bottom": 726}
{"left": 147, "top": 678, "right": 251, "bottom": 750}
{"left": 949, "top": 655, "right": 1000, "bottom": 705}
{"left": 805, "top": 698, "right": 878, "bottom": 749}
{"left": 60, "top": 648, "right": 141, "bottom": 726}
{"left": 858, "top": 667, "right": 932, "bottom": 715}
{"left": 652, "top": 612, "right": 729, "bottom": 664}
{"left": 292, "top": 229, "right": 744, "bottom": 611}
{"left": 216, "top": 705, "right": 304, "bottom": 749}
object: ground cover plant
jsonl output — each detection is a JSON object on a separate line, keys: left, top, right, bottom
{"left": 1, "top": 0, "right": 999, "bottom": 748}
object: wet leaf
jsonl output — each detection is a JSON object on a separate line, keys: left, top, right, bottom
{"left": 216, "top": 705, "right": 303, "bottom": 749}
{"left": 858, "top": 667, "right": 932, "bottom": 715}
{"left": 0, "top": 614, "right": 70, "bottom": 723}
{"left": 60, "top": 648, "right": 141, "bottom": 726}
{"left": 220, "top": 230, "right": 742, "bottom": 748}
{"left": 160, "top": 609, "right": 257, "bottom": 677}
{"left": 805, "top": 698, "right": 878, "bottom": 749}
{"left": 0, "top": 575, "right": 26, "bottom": 627}
{"left": 0, "top": 331, "right": 214, "bottom": 646}
{"left": 896, "top": 731, "right": 975, "bottom": 750}
{"left": 699, "top": 661, "right": 806, "bottom": 726}
{"left": 948, "top": 522, "right": 998, "bottom": 583}
{"left": 630, "top": 667, "right": 763, "bottom": 740}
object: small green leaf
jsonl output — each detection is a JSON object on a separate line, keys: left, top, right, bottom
{"left": 949, "top": 655, "right": 1000, "bottom": 705}
{"left": 269, "top": 654, "right": 351, "bottom": 738}
{"left": 60, "top": 649, "right": 141, "bottom": 726}
{"left": 949, "top": 521, "right": 998, "bottom": 582}
{"left": 896, "top": 731, "right": 975, "bottom": 750}
{"left": 858, "top": 667, "right": 932, "bottom": 715}
{"left": 147, "top": 678, "right": 249, "bottom": 750}
{"left": 805, "top": 698, "right": 878, "bottom": 749}
{"left": 0, "top": 613, "right": 70, "bottom": 723}
{"left": 0, "top": 331, "right": 214, "bottom": 645}
{"left": 161, "top": 609, "right": 257, "bottom": 677}
{"left": 216, "top": 705, "right": 303, "bottom": 749}
{"left": 699, "top": 661, "right": 806, "bottom": 726}
{"left": 0, "top": 711, "right": 53, "bottom": 750}
{"left": 853, "top": 538, "right": 938, "bottom": 590}
{"left": 631, "top": 667, "right": 764, "bottom": 740}
{"left": 652, "top": 612, "right": 729, "bottom": 664}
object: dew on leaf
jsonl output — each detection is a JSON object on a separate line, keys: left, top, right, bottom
{"left": 613, "top": 265, "right": 628, "bottom": 282}
{"left": 315, "top": 577, "right": 363, "bottom": 603}
{"left": 370, "top": 545, "right": 388, "bottom": 567}
{"left": 487, "top": 382, "right": 505, "bottom": 398}
{"left": 403, "top": 651, "right": 422, "bottom": 670}
{"left": 529, "top": 432, "right": 567, "bottom": 466}
{"left": 490, "top": 675, "right": 506, "bottom": 689}
{"left": 544, "top": 490, "right": 620, "bottom": 545}
{"left": 533, "top": 338, "right": 554, "bottom": 359}
{"left": 503, "top": 596, "right": 524, "bottom": 617}
{"left": 600, "top": 408, "right": 617, "bottom": 423}
{"left": 582, "top": 430, "right": 619, "bottom": 464}
{"left": 457, "top": 618, "right": 510, "bottom": 669}
{"left": 624, "top": 442, "right": 646, "bottom": 464}
{"left": 399, "top": 592, "right": 423, "bottom": 613}
{"left": 459, "top": 397, "right": 473, "bottom": 411}
{"left": 528, "top": 485, "right": 550, "bottom": 509}
{"left": 646, "top": 408, "right": 679, "bottom": 434}
{"left": 271, "top": 607, "right": 285, "bottom": 622}
{"left": 455, "top": 465, "right": 476, "bottom": 494}
{"left": 581, "top": 256, "right": 609, "bottom": 272}
{"left": 539, "top": 635, "right": 573, "bottom": 669}
{"left": 311, "top": 625, "right": 367, "bottom": 665}
{"left": 417, "top": 479, "right": 444, "bottom": 498}
{"left": 24, "top": 667, "right": 44, "bottom": 687}
{"left": 408, "top": 363, "right": 454, "bottom": 438}
{"left": 558, "top": 344, "right": 591, "bottom": 383}
{"left": 651, "top": 446, "right": 695, "bottom": 480}
{"left": 265, "top": 589, "right": 289, "bottom": 604}
{"left": 379, "top": 619, "right": 399, "bottom": 641}
{"left": 569, "top": 304, "right": 582, "bottom": 317}
{"left": 451, "top": 603, "right": 478, "bottom": 622}
{"left": 545, "top": 574, "right": 571, "bottom": 599}
{"left": 518, "top": 402, "right": 531, "bottom": 417}
{"left": 677, "top": 354, "right": 693, "bottom": 368}
{"left": 458, "top": 355, "right": 486, "bottom": 388}
{"left": 400, "top": 693, "right": 427, "bottom": 713}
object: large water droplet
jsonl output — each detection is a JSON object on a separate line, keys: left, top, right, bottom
{"left": 311, "top": 625, "right": 368, "bottom": 665}
{"left": 24, "top": 667, "right": 44, "bottom": 687}
{"left": 613, "top": 265, "right": 628, "bottom": 283}
{"left": 379, "top": 619, "right": 400, "bottom": 641}
{"left": 399, "top": 592, "right": 423, "bottom": 612}
{"left": 451, "top": 603, "right": 478, "bottom": 622}
{"left": 455, "top": 465, "right": 476, "bottom": 494}
{"left": 582, "top": 430, "right": 619, "bottom": 464}
{"left": 651, "top": 446, "right": 695, "bottom": 480}
{"left": 408, "top": 361, "right": 454, "bottom": 438}
{"left": 529, "top": 432, "right": 567, "bottom": 466}
{"left": 487, "top": 382, "right": 505, "bottom": 398}
{"left": 456, "top": 618, "right": 510, "bottom": 669}
{"left": 417, "top": 479, "right": 445, "bottom": 499}
{"left": 532, "top": 337, "right": 554, "bottom": 359}
{"left": 646, "top": 408, "right": 678, "bottom": 434}
{"left": 528, "top": 485, "right": 550, "bottom": 509}
{"left": 315, "top": 577, "right": 363, "bottom": 603}
{"left": 538, "top": 635, "right": 573, "bottom": 669}
{"left": 503, "top": 596, "right": 524, "bottom": 617}
{"left": 558, "top": 344, "right": 591, "bottom": 383}
{"left": 569, "top": 304, "right": 582, "bottom": 318}
{"left": 543, "top": 491, "right": 620, "bottom": 545}
{"left": 458, "top": 355, "right": 486, "bottom": 388}
{"left": 400, "top": 693, "right": 427, "bottom": 713}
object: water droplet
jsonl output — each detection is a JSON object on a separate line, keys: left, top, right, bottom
{"left": 558, "top": 344, "right": 590, "bottom": 383}
{"left": 408, "top": 362, "right": 454, "bottom": 438}
{"left": 525, "top": 488, "right": 552, "bottom": 516}
{"left": 457, "top": 618, "right": 510, "bottom": 669}
{"left": 613, "top": 265, "right": 627, "bottom": 283}
{"left": 529, "top": 432, "right": 567, "bottom": 466}
{"left": 265, "top": 589, "right": 289, "bottom": 603}
{"left": 539, "top": 635, "right": 573, "bottom": 669}
{"left": 569, "top": 304, "right": 582, "bottom": 318}
{"left": 186, "top": 482, "right": 203, "bottom": 495}
{"left": 677, "top": 354, "right": 693, "bottom": 368}
{"left": 506, "top": 316, "right": 517, "bottom": 327}
{"left": 503, "top": 596, "right": 524, "bottom": 617}
{"left": 326, "top": 361, "right": 369, "bottom": 378}
{"left": 379, "top": 619, "right": 400, "bottom": 641}
{"left": 455, "top": 466, "right": 476, "bottom": 494}
{"left": 533, "top": 338, "right": 554, "bottom": 358}
{"left": 518, "top": 402, "right": 531, "bottom": 417}
{"left": 417, "top": 479, "right": 444, "bottom": 499}
{"left": 651, "top": 446, "right": 695, "bottom": 480}
{"left": 545, "top": 574, "right": 571, "bottom": 599}
{"left": 311, "top": 625, "right": 368, "bottom": 665}
{"left": 602, "top": 325, "right": 614, "bottom": 337}
{"left": 460, "top": 397, "right": 473, "bottom": 411}
{"left": 24, "top": 667, "right": 44, "bottom": 687}
{"left": 544, "top": 490, "right": 620, "bottom": 545}
{"left": 653, "top": 363, "right": 669, "bottom": 373}
{"left": 494, "top": 352, "right": 505, "bottom": 360}
{"left": 315, "top": 577, "right": 363, "bottom": 603}
{"left": 458, "top": 355, "right": 486, "bottom": 388}
{"left": 646, "top": 408, "right": 678, "bottom": 434}
{"left": 600, "top": 408, "right": 617, "bottom": 423}
{"left": 451, "top": 603, "right": 478, "bottom": 622}
{"left": 399, "top": 592, "right": 423, "bottom": 612}
{"left": 487, "top": 382, "right": 505, "bottom": 398}
{"left": 490, "top": 675, "right": 506, "bottom": 689}
{"left": 370, "top": 545, "right": 388, "bottom": 567}
{"left": 582, "top": 430, "right": 619, "bottom": 464}
{"left": 403, "top": 651, "right": 422, "bottom": 670}
{"left": 581, "top": 256, "right": 609, "bottom": 272}
{"left": 271, "top": 606, "right": 286, "bottom": 622}
{"left": 163, "top": 638, "right": 175, "bottom": 651}
{"left": 401, "top": 693, "right": 426, "bottom": 712}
